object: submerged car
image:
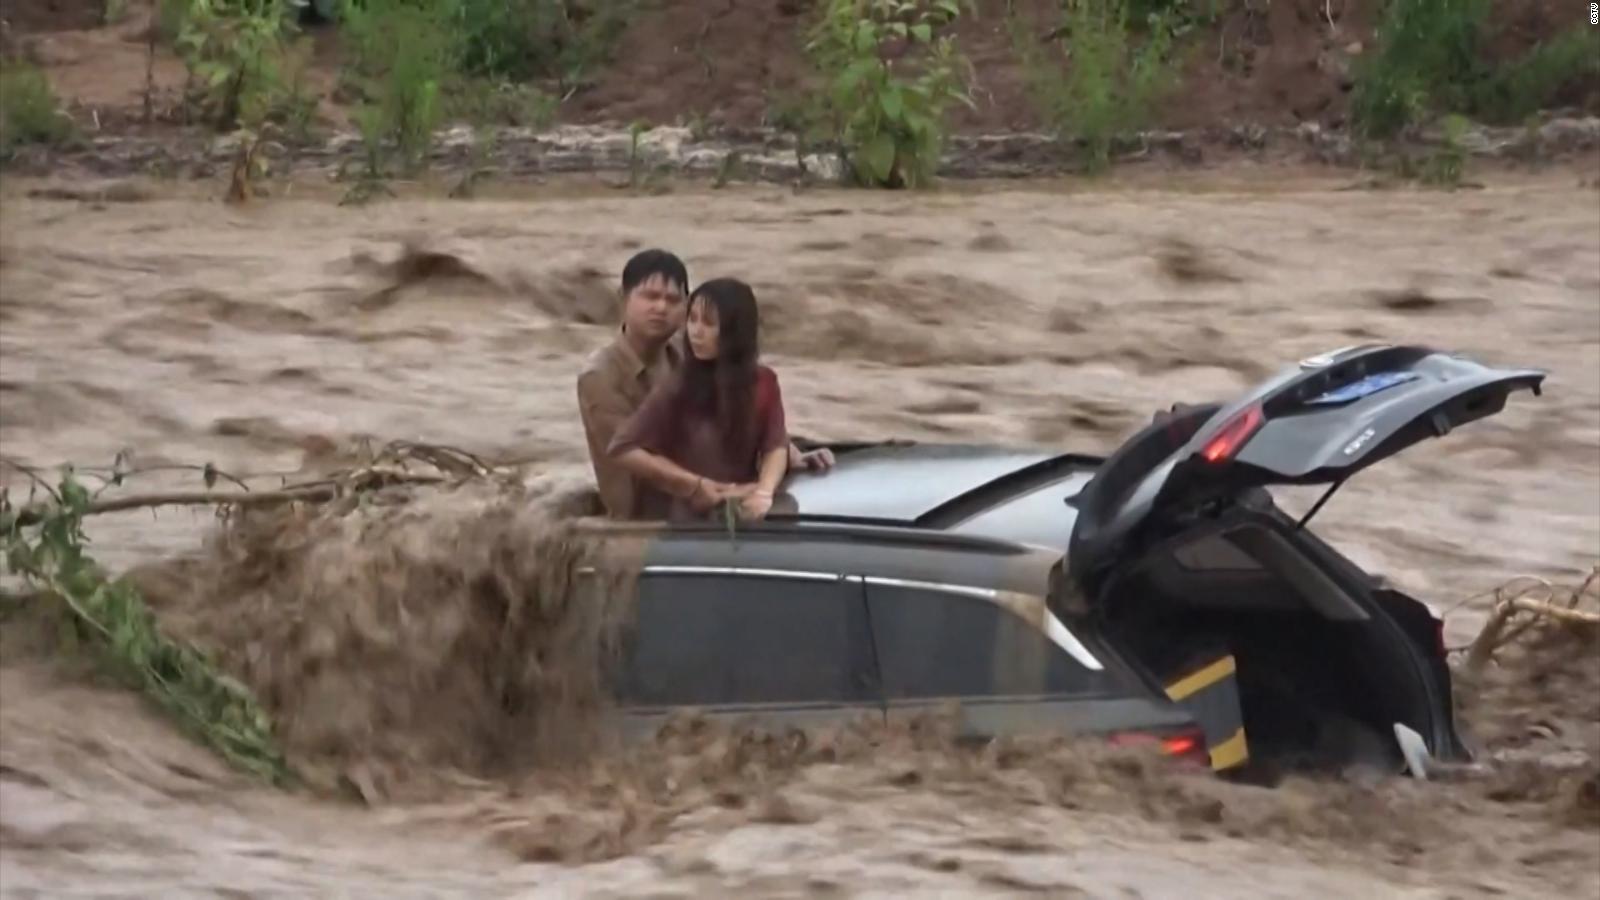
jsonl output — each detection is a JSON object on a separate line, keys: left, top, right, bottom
{"left": 580, "top": 344, "right": 1545, "bottom": 778}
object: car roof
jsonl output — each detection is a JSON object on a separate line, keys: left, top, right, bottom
{"left": 779, "top": 442, "right": 1065, "bottom": 523}
{"left": 572, "top": 441, "right": 1100, "bottom": 589}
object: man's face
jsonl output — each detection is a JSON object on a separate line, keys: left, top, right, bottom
{"left": 622, "top": 273, "right": 686, "bottom": 344}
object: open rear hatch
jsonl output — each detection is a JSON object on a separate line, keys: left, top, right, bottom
{"left": 1060, "top": 344, "right": 1545, "bottom": 773}
{"left": 1067, "top": 344, "right": 1545, "bottom": 595}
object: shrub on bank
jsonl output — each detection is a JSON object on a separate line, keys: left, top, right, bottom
{"left": 801, "top": 0, "right": 975, "bottom": 189}
{"left": 451, "top": 0, "right": 635, "bottom": 92}
{"left": 0, "top": 61, "right": 72, "bottom": 155}
{"left": 1353, "top": 0, "right": 1600, "bottom": 139}
{"left": 1012, "top": 0, "right": 1180, "bottom": 173}
{"left": 341, "top": 0, "right": 459, "bottom": 170}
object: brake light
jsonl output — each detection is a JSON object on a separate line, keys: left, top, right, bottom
{"left": 1161, "top": 734, "right": 1200, "bottom": 756}
{"left": 1200, "top": 403, "right": 1265, "bottom": 463}
{"left": 1108, "top": 730, "right": 1206, "bottom": 761}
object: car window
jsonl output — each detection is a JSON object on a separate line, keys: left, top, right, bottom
{"left": 866, "top": 583, "right": 1101, "bottom": 700}
{"left": 621, "top": 573, "right": 876, "bottom": 707}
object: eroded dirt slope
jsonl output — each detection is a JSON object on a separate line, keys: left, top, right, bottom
{"left": 7, "top": 0, "right": 1597, "bottom": 137}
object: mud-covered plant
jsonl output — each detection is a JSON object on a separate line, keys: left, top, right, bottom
{"left": 340, "top": 105, "right": 397, "bottom": 205}
{"left": 225, "top": 127, "right": 271, "bottom": 202}
{"left": 623, "top": 119, "right": 670, "bottom": 193}
{"left": 450, "top": 116, "right": 496, "bottom": 199}
{"left": 0, "top": 61, "right": 73, "bottom": 156}
{"left": 713, "top": 149, "right": 743, "bottom": 189}
{"left": 1388, "top": 112, "right": 1471, "bottom": 188}
{"left": 1419, "top": 113, "right": 1469, "bottom": 186}
{"left": 804, "top": 0, "right": 975, "bottom": 189}
{"left": 627, "top": 119, "right": 648, "bottom": 189}
{"left": 342, "top": 0, "right": 459, "bottom": 173}
{"left": 1012, "top": 0, "right": 1178, "bottom": 173}
{"left": 0, "top": 465, "right": 291, "bottom": 785}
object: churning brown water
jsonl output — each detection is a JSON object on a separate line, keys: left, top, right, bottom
{"left": 0, "top": 169, "right": 1597, "bottom": 896}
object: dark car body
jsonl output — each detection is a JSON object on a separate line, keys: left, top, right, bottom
{"left": 584, "top": 345, "right": 1545, "bottom": 776}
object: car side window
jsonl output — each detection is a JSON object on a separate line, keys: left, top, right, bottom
{"left": 621, "top": 573, "right": 876, "bottom": 707}
{"left": 866, "top": 584, "right": 1100, "bottom": 700}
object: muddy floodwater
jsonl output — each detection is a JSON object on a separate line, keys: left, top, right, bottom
{"left": 0, "top": 169, "right": 1597, "bottom": 897}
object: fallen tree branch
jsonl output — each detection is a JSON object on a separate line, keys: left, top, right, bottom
{"left": 1463, "top": 567, "right": 1600, "bottom": 675}
{"left": 5, "top": 471, "right": 449, "bottom": 529}
{"left": 1507, "top": 597, "right": 1600, "bottom": 625}
{"left": 375, "top": 440, "right": 494, "bottom": 477}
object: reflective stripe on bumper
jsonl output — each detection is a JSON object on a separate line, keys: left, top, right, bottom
{"left": 1162, "top": 654, "right": 1250, "bottom": 771}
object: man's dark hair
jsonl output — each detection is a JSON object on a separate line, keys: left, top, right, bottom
{"left": 620, "top": 249, "right": 689, "bottom": 296}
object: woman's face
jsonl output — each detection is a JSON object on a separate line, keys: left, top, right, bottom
{"left": 686, "top": 296, "right": 720, "bottom": 361}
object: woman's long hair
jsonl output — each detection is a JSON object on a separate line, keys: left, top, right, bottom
{"left": 677, "top": 278, "right": 761, "bottom": 464}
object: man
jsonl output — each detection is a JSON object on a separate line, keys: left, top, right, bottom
{"left": 577, "top": 248, "right": 834, "bottom": 519}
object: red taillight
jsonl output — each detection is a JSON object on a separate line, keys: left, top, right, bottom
{"left": 1161, "top": 734, "right": 1200, "bottom": 757}
{"left": 1108, "top": 730, "right": 1206, "bottom": 762}
{"left": 1200, "top": 403, "right": 1265, "bottom": 464}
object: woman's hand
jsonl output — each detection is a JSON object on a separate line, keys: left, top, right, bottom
{"left": 738, "top": 489, "right": 774, "bottom": 521}
{"left": 689, "top": 479, "right": 753, "bottom": 512}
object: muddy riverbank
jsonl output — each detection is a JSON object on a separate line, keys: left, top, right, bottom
{"left": 5, "top": 116, "right": 1600, "bottom": 187}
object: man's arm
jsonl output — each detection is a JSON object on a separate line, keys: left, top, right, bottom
{"left": 577, "top": 371, "right": 629, "bottom": 457}
{"left": 612, "top": 447, "right": 711, "bottom": 501}
{"left": 577, "top": 370, "right": 647, "bottom": 516}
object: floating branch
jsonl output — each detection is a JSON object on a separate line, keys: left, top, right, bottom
{"left": 1463, "top": 566, "right": 1600, "bottom": 675}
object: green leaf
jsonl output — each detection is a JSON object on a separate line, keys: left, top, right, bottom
{"left": 838, "top": 57, "right": 878, "bottom": 93}
{"left": 61, "top": 480, "right": 90, "bottom": 514}
{"left": 910, "top": 23, "right": 932, "bottom": 43}
{"left": 879, "top": 87, "right": 904, "bottom": 122}
{"left": 859, "top": 131, "right": 896, "bottom": 183}
{"left": 854, "top": 23, "right": 878, "bottom": 54}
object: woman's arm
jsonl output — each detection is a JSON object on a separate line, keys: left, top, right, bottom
{"left": 608, "top": 378, "right": 726, "bottom": 510}
{"left": 739, "top": 444, "right": 789, "bottom": 521}
{"left": 739, "top": 368, "right": 792, "bottom": 521}
{"left": 755, "top": 444, "right": 788, "bottom": 495}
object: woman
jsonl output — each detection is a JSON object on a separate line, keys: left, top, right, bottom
{"left": 607, "top": 277, "right": 789, "bottom": 521}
